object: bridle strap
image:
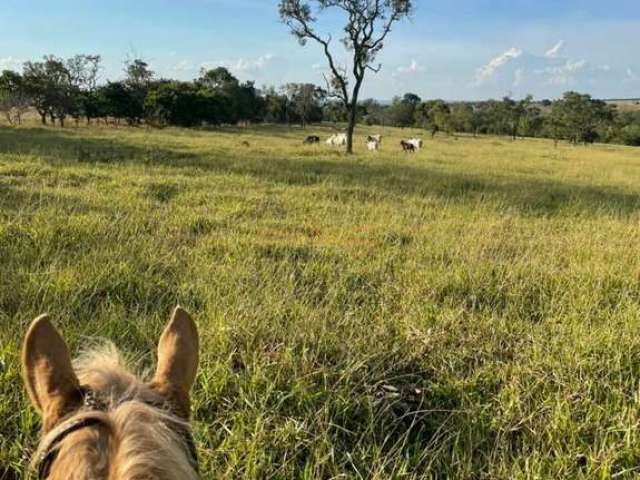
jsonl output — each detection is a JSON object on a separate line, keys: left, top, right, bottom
{"left": 37, "top": 417, "right": 106, "bottom": 479}
{"left": 35, "top": 386, "right": 199, "bottom": 478}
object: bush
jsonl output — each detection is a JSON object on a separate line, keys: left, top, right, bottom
{"left": 620, "top": 124, "right": 640, "bottom": 146}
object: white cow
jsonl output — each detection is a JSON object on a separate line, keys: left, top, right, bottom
{"left": 326, "top": 133, "right": 348, "bottom": 147}
{"left": 407, "top": 138, "right": 423, "bottom": 150}
{"left": 367, "top": 140, "right": 380, "bottom": 151}
{"left": 367, "top": 134, "right": 383, "bottom": 145}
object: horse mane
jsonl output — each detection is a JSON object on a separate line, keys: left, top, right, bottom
{"left": 33, "top": 344, "right": 199, "bottom": 480}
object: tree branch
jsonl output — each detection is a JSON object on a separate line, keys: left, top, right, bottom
{"left": 280, "top": 0, "right": 413, "bottom": 152}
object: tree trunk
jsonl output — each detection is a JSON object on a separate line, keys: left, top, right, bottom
{"left": 346, "top": 106, "right": 357, "bottom": 154}
{"left": 345, "top": 78, "right": 364, "bottom": 154}
{"left": 40, "top": 113, "right": 47, "bottom": 125}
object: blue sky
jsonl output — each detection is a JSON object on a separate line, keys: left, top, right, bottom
{"left": 1, "top": 0, "right": 638, "bottom": 100}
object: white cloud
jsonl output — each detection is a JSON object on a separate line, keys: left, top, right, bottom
{"left": 474, "top": 47, "right": 523, "bottom": 85}
{"left": 235, "top": 53, "right": 274, "bottom": 73}
{"left": 471, "top": 42, "right": 639, "bottom": 98}
{"left": 545, "top": 40, "right": 565, "bottom": 58}
{"left": 393, "top": 59, "right": 426, "bottom": 78}
{"left": 200, "top": 53, "right": 274, "bottom": 73}
{"left": 201, "top": 53, "right": 275, "bottom": 78}
{"left": 311, "top": 60, "right": 349, "bottom": 73}
{"left": 513, "top": 68, "right": 524, "bottom": 87}
{"left": 0, "top": 56, "right": 22, "bottom": 71}
{"left": 171, "top": 60, "right": 195, "bottom": 72}
{"left": 540, "top": 59, "right": 588, "bottom": 85}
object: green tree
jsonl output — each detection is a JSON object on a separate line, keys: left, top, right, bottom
{"left": 123, "top": 58, "right": 153, "bottom": 125}
{"left": 449, "top": 103, "right": 474, "bottom": 134}
{"left": 551, "top": 91, "right": 615, "bottom": 144}
{"left": 518, "top": 98, "right": 543, "bottom": 138}
{"left": 101, "top": 81, "right": 142, "bottom": 125}
{"left": 66, "top": 54, "right": 102, "bottom": 124}
{"left": 402, "top": 92, "right": 421, "bottom": 108}
{"left": 196, "top": 68, "right": 240, "bottom": 124}
{"left": 235, "top": 81, "right": 265, "bottom": 126}
{"left": 83, "top": 87, "right": 110, "bottom": 124}
{"left": 23, "top": 55, "right": 75, "bottom": 126}
{"left": 360, "top": 98, "right": 385, "bottom": 125}
{"left": 125, "top": 58, "right": 153, "bottom": 87}
{"left": 284, "top": 83, "right": 326, "bottom": 128}
{"left": 619, "top": 124, "right": 640, "bottom": 146}
{"left": 386, "top": 96, "right": 415, "bottom": 128}
{"left": 144, "top": 81, "right": 199, "bottom": 127}
{"left": 322, "top": 100, "right": 348, "bottom": 124}
{"left": 197, "top": 67, "right": 239, "bottom": 91}
{"left": 415, "top": 100, "right": 451, "bottom": 136}
{"left": 263, "top": 86, "right": 289, "bottom": 124}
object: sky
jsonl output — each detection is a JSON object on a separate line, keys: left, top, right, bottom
{"left": 0, "top": 0, "right": 638, "bottom": 101}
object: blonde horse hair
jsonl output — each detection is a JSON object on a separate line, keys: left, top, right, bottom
{"left": 23, "top": 307, "right": 200, "bottom": 480}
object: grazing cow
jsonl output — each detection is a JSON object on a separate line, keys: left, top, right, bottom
{"left": 407, "top": 138, "right": 423, "bottom": 150}
{"left": 303, "top": 135, "right": 320, "bottom": 145}
{"left": 22, "top": 307, "right": 200, "bottom": 479}
{"left": 326, "top": 133, "right": 348, "bottom": 147}
{"left": 401, "top": 140, "right": 416, "bottom": 152}
{"left": 367, "top": 134, "right": 383, "bottom": 145}
{"left": 367, "top": 140, "right": 380, "bottom": 151}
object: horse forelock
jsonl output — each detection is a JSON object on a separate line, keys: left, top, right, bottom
{"left": 33, "top": 344, "right": 198, "bottom": 480}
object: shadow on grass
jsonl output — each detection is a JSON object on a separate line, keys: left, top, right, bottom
{"left": 1, "top": 127, "right": 638, "bottom": 217}
{"left": 195, "top": 123, "right": 332, "bottom": 140}
{"left": 0, "top": 126, "right": 203, "bottom": 166}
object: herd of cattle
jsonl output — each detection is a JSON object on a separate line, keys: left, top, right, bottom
{"left": 303, "top": 134, "right": 424, "bottom": 152}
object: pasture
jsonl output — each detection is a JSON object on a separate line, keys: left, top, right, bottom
{"left": 1, "top": 123, "right": 640, "bottom": 479}
{"left": 605, "top": 99, "right": 640, "bottom": 113}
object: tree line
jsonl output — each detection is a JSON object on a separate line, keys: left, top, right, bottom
{"left": 369, "top": 93, "right": 640, "bottom": 147}
{"left": 0, "top": 54, "right": 326, "bottom": 129}
{"left": 0, "top": 54, "right": 638, "bottom": 147}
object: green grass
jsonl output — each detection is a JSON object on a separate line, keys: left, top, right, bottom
{"left": 1, "top": 123, "right": 640, "bottom": 479}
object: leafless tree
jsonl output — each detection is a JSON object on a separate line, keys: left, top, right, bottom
{"left": 0, "top": 90, "right": 30, "bottom": 125}
{"left": 0, "top": 70, "right": 30, "bottom": 125}
{"left": 279, "top": 0, "right": 413, "bottom": 153}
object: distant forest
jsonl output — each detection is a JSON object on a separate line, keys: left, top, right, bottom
{"left": 1, "top": 54, "right": 639, "bottom": 147}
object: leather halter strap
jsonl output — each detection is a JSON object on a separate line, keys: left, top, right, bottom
{"left": 35, "top": 386, "right": 199, "bottom": 478}
{"left": 37, "top": 416, "right": 105, "bottom": 479}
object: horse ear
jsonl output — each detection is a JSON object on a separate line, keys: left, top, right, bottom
{"left": 22, "top": 315, "right": 82, "bottom": 432}
{"left": 150, "top": 307, "right": 199, "bottom": 418}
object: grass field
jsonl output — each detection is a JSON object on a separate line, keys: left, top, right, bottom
{"left": 1, "top": 123, "right": 640, "bottom": 479}
{"left": 605, "top": 99, "right": 640, "bottom": 113}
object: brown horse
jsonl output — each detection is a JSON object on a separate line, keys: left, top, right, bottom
{"left": 400, "top": 140, "right": 416, "bottom": 152}
{"left": 22, "top": 307, "right": 200, "bottom": 479}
